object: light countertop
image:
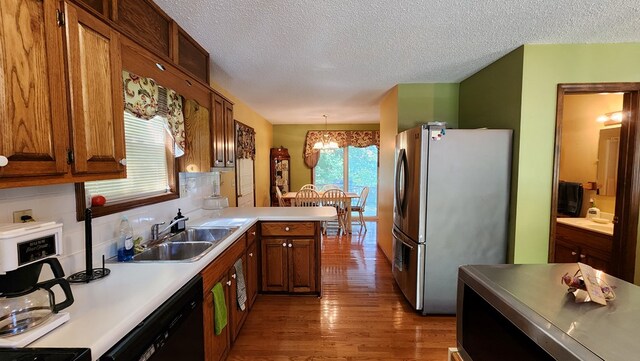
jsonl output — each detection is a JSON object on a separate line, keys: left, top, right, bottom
{"left": 30, "top": 207, "right": 335, "bottom": 359}
{"left": 556, "top": 217, "right": 614, "bottom": 236}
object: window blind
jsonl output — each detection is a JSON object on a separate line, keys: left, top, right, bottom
{"left": 85, "top": 112, "right": 170, "bottom": 203}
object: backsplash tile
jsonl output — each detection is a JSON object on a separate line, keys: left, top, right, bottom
{"left": 0, "top": 172, "right": 220, "bottom": 274}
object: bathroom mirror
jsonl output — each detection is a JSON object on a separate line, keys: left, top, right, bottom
{"left": 596, "top": 126, "right": 620, "bottom": 196}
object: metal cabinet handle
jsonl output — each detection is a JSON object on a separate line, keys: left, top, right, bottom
{"left": 571, "top": 252, "right": 577, "bottom": 256}
{"left": 216, "top": 159, "right": 223, "bottom": 164}
{"left": 282, "top": 242, "right": 287, "bottom": 247}
{"left": 288, "top": 243, "right": 292, "bottom": 248}
{"left": 226, "top": 280, "right": 232, "bottom": 286}
{"left": 285, "top": 227, "right": 290, "bottom": 231}
{"left": 0, "top": 156, "right": 8, "bottom": 167}
{"left": 249, "top": 252, "right": 253, "bottom": 257}
{"left": 119, "top": 158, "right": 127, "bottom": 166}
{"left": 231, "top": 273, "right": 236, "bottom": 279}
{"left": 227, "top": 160, "right": 233, "bottom": 165}
{"left": 251, "top": 231, "right": 256, "bottom": 236}
{"left": 579, "top": 254, "right": 586, "bottom": 259}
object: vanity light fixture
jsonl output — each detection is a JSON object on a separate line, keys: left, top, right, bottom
{"left": 597, "top": 111, "right": 623, "bottom": 126}
{"left": 313, "top": 115, "right": 339, "bottom": 152}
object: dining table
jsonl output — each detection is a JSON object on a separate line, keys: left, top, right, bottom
{"left": 282, "top": 191, "right": 360, "bottom": 233}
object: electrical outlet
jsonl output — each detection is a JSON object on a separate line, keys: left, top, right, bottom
{"left": 13, "top": 209, "right": 33, "bottom": 223}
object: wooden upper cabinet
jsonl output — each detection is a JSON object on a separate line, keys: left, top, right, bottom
{"left": 64, "top": 2, "right": 125, "bottom": 175}
{"left": 177, "top": 26, "right": 209, "bottom": 83}
{"left": 73, "top": 0, "right": 108, "bottom": 17}
{"left": 211, "top": 93, "right": 235, "bottom": 168}
{"left": 212, "top": 94, "right": 226, "bottom": 168}
{"left": 0, "top": 0, "right": 70, "bottom": 178}
{"left": 114, "top": 0, "right": 171, "bottom": 57}
{"left": 224, "top": 100, "right": 235, "bottom": 168}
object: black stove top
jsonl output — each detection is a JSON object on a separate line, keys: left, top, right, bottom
{"left": 0, "top": 348, "right": 90, "bottom": 361}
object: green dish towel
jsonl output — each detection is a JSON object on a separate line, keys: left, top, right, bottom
{"left": 212, "top": 282, "right": 227, "bottom": 335}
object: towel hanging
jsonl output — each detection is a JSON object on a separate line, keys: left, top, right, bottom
{"left": 211, "top": 283, "right": 227, "bottom": 335}
{"left": 234, "top": 259, "right": 248, "bottom": 311}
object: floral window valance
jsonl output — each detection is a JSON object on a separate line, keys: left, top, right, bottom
{"left": 236, "top": 122, "right": 256, "bottom": 160}
{"left": 303, "top": 130, "right": 380, "bottom": 168}
{"left": 122, "top": 70, "right": 185, "bottom": 154}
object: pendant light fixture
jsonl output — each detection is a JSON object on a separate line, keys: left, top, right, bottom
{"left": 313, "top": 115, "right": 339, "bottom": 151}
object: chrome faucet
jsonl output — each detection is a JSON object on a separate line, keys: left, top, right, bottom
{"left": 150, "top": 217, "right": 190, "bottom": 242}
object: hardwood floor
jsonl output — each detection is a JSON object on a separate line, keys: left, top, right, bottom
{"left": 227, "top": 222, "right": 456, "bottom": 360}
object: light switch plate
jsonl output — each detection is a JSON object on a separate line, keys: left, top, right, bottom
{"left": 13, "top": 209, "right": 33, "bottom": 223}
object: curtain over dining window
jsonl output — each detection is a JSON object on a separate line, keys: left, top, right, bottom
{"left": 303, "top": 130, "right": 380, "bottom": 168}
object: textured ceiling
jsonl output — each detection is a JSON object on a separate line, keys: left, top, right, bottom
{"left": 154, "top": 0, "right": 640, "bottom": 124}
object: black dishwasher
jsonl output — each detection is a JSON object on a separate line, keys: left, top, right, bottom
{"left": 100, "top": 275, "right": 204, "bottom": 361}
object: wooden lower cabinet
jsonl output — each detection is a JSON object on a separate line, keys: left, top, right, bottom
{"left": 201, "top": 230, "right": 256, "bottom": 361}
{"left": 246, "top": 239, "right": 259, "bottom": 309}
{"left": 553, "top": 223, "right": 612, "bottom": 273}
{"left": 260, "top": 221, "right": 321, "bottom": 294}
{"left": 229, "top": 253, "right": 248, "bottom": 342}
{"left": 203, "top": 273, "right": 230, "bottom": 361}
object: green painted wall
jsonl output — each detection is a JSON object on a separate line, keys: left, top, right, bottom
{"left": 397, "top": 83, "right": 459, "bottom": 131}
{"left": 517, "top": 43, "right": 640, "bottom": 264}
{"left": 459, "top": 43, "right": 640, "bottom": 266}
{"left": 272, "top": 124, "right": 379, "bottom": 191}
{"left": 459, "top": 46, "right": 524, "bottom": 262}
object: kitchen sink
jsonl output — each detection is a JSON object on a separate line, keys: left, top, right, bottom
{"left": 166, "top": 227, "right": 238, "bottom": 243}
{"left": 123, "top": 226, "right": 239, "bottom": 263}
{"left": 132, "top": 242, "right": 215, "bottom": 262}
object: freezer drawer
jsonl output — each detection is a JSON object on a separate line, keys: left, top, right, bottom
{"left": 392, "top": 227, "right": 423, "bottom": 310}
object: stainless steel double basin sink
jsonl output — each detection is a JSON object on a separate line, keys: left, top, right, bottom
{"left": 130, "top": 227, "right": 238, "bottom": 262}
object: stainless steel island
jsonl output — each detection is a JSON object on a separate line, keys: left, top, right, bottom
{"left": 457, "top": 264, "right": 640, "bottom": 361}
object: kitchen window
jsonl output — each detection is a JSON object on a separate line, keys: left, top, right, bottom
{"left": 84, "top": 112, "right": 174, "bottom": 202}
{"left": 75, "top": 70, "right": 183, "bottom": 219}
{"left": 313, "top": 145, "right": 378, "bottom": 217}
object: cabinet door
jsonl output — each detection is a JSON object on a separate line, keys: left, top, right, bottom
{"left": 229, "top": 254, "right": 248, "bottom": 343}
{"left": 211, "top": 94, "right": 225, "bottom": 168}
{"left": 288, "top": 238, "right": 316, "bottom": 293}
{"left": 554, "top": 239, "right": 580, "bottom": 264}
{"left": 0, "top": 0, "right": 69, "bottom": 178}
{"left": 64, "top": 2, "right": 125, "bottom": 175}
{"left": 261, "top": 238, "right": 288, "bottom": 292}
{"left": 203, "top": 274, "right": 230, "bottom": 361}
{"left": 246, "top": 241, "right": 258, "bottom": 309}
{"left": 582, "top": 248, "right": 611, "bottom": 273}
{"left": 223, "top": 100, "right": 235, "bottom": 167}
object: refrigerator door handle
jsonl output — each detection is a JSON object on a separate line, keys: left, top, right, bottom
{"left": 392, "top": 227, "right": 414, "bottom": 250}
{"left": 395, "top": 148, "right": 408, "bottom": 217}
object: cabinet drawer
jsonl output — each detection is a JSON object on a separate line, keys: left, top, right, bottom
{"left": 261, "top": 222, "right": 315, "bottom": 237}
{"left": 247, "top": 224, "right": 258, "bottom": 245}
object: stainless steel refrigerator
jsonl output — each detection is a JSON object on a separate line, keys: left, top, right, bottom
{"left": 392, "top": 124, "right": 512, "bottom": 314}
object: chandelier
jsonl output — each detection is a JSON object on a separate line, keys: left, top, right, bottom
{"left": 313, "top": 115, "right": 339, "bottom": 151}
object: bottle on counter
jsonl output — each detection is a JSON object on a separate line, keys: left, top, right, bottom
{"left": 171, "top": 208, "right": 186, "bottom": 233}
{"left": 117, "top": 215, "right": 135, "bottom": 262}
{"left": 586, "top": 198, "right": 601, "bottom": 220}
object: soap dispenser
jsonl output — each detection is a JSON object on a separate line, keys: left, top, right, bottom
{"left": 586, "top": 199, "right": 601, "bottom": 220}
{"left": 171, "top": 209, "right": 186, "bottom": 233}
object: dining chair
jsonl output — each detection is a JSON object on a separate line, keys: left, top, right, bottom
{"left": 320, "top": 184, "right": 340, "bottom": 192}
{"left": 275, "top": 186, "right": 285, "bottom": 207}
{"left": 322, "top": 189, "right": 347, "bottom": 235}
{"left": 351, "top": 186, "right": 369, "bottom": 232}
{"left": 300, "top": 184, "right": 316, "bottom": 191}
{"left": 293, "top": 189, "right": 320, "bottom": 207}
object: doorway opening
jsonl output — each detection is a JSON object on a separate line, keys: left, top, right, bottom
{"left": 549, "top": 83, "right": 640, "bottom": 282}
